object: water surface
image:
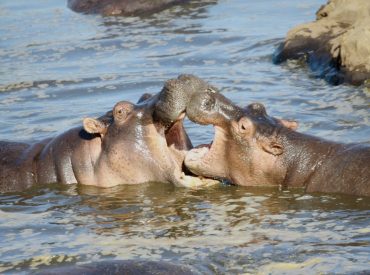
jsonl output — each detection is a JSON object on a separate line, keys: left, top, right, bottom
{"left": 0, "top": 0, "right": 369, "bottom": 273}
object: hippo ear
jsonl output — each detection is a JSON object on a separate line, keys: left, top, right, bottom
{"left": 83, "top": 118, "right": 107, "bottom": 135}
{"left": 233, "top": 117, "right": 255, "bottom": 137}
{"left": 260, "top": 138, "right": 284, "bottom": 156}
{"left": 245, "top": 103, "right": 267, "bottom": 116}
{"left": 278, "top": 118, "right": 299, "bottom": 130}
{"left": 137, "top": 93, "right": 153, "bottom": 104}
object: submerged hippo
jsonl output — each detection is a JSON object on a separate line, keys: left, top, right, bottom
{"left": 68, "top": 0, "right": 190, "bottom": 16}
{"left": 0, "top": 75, "right": 218, "bottom": 193}
{"left": 184, "top": 90, "right": 370, "bottom": 197}
{"left": 33, "top": 260, "right": 199, "bottom": 275}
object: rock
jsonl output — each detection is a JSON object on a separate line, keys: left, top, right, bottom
{"left": 273, "top": 0, "right": 370, "bottom": 85}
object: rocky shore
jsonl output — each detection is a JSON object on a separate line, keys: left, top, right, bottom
{"left": 273, "top": 0, "right": 370, "bottom": 86}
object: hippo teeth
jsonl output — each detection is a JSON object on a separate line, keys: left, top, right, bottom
{"left": 179, "top": 172, "right": 219, "bottom": 188}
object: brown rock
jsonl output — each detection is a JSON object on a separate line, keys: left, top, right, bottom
{"left": 274, "top": 0, "right": 370, "bottom": 85}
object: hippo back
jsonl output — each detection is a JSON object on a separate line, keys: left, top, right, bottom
{"left": 32, "top": 260, "right": 199, "bottom": 275}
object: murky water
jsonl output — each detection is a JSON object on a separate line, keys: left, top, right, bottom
{"left": 0, "top": 0, "right": 369, "bottom": 274}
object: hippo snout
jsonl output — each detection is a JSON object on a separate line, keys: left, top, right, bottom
{"left": 154, "top": 74, "right": 219, "bottom": 124}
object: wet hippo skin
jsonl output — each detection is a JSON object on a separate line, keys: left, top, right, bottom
{"left": 0, "top": 75, "right": 218, "bottom": 193}
{"left": 33, "top": 260, "right": 199, "bottom": 275}
{"left": 184, "top": 90, "right": 370, "bottom": 197}
{"left": 68, "top": 0, "right": 190, "bottom": 16}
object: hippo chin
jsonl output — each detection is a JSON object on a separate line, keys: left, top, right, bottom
{"left": 68, "top": 0, "right": 190, "bottom": 16}
{"left": 0, "top": 75, "right": 218, "bottom": 193}
{"left": 184, "top": 90, "right": 370, "bottom": 197}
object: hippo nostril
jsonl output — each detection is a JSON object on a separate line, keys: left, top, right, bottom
{"left": 201, "top": 96, "right": 215, "bottom": 111}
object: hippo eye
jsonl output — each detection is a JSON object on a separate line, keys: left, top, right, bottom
{"left": 117, "top": 109, "right": 125, "bottom": 115}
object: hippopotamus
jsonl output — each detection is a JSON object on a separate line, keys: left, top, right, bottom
{"left": 0, "top": 75, "right": 218, "bottom": 193}
{"left": 184, "top": 90, "right": 370, "bottom": 197}
{"left": 32, "top": 260, "right": 199, "bottom": 275}
{"left": 68, "top": 0, "right": 190, "bottom": 16}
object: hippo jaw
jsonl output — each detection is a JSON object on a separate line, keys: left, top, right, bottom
{"left": 183, "top": 89, "right": 244, "bottom": 183}
{"left": 163, "top": 115, "right": 220, "bottom": 188}
{"left": 184, "top": 125, "right": 231, "bottom": 182}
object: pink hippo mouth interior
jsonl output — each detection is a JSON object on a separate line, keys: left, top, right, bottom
{"left": 184, "top": 126, "right": 229, "bottom": 182}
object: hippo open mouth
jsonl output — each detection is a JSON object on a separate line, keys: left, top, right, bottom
{"left": 184, "top": 125, "right": 230, "bottom": 182}
{"left": 147, "top": 74, "right": 225, "bottom": 188}
{"left": 180, "top": 87, "right": 244, "bottom": 183}
{"left": 162, "top": 114, "right": 221, "bottom": 188}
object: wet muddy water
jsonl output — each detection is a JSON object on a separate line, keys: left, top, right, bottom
{"left": 0, "top": 0, "right": 369, "bottom": 273}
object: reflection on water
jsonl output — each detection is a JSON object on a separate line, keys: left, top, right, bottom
{"left": 0, "top": 0, "right": 369, "bottom": 273}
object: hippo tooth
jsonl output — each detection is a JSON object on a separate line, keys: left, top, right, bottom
{"left": 178, "top": 174, "right": 219, "bottom": 189}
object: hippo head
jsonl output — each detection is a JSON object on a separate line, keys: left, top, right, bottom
{"left": 82, "top": 75, "right": 219, "bottom": 188}
{"left": 184, "top": 91, "right": 298, "bottom": 186}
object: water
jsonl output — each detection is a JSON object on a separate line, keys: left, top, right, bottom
{"left": 0, "top": 0, "right": 369, "bottom": 273}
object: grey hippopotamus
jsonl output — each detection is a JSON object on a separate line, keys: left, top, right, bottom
{"left": 33, "top": 260, "right": 199, "bottom": 275}
{"left": 184, "top": 89, "right": 370, "bottom": 196}
{"left": 68, "top": 0, "right": 190, "bottom": 16}
{"left": 0, "top": 75, "right": 218, "bottom": 193}
{"left": 273, "top": 0, "right": 370, "bottom": 85}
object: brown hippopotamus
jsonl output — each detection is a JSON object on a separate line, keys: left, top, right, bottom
{"left": 0, "top": 75, "right": 218, "bottom": 193}
{"left": 68, "top": 0, "right": 190, "bottom": 16}
{"left": 273, "top": 0, "right": 370, "bottom": 85}
{"left": 184, "top": 90, "right": 370, "bottom": 196}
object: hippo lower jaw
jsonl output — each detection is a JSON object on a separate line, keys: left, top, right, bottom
{"left": 184, "top": 126, "right": 229, "bottom": 182}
